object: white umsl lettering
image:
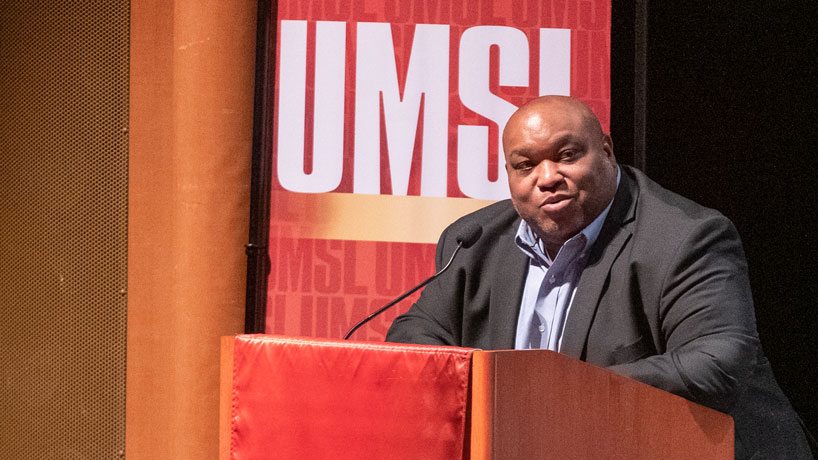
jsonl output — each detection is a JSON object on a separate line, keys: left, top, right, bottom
{"left": 275, "top": 22, "right": 571, "bottom": 199}
{"left": 457, "top": 26, "right": 529, "bottom": 200}
{"left": 277, "top": 21, "right": 346, "bottom": 193}
{"left": 353, "top": 22, "right": 450, "bottom": 196}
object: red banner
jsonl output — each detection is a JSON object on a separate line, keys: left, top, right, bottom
{"left": 266, "top": 0, "right": 611, "bottom": 339}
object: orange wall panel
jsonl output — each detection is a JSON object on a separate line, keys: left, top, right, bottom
{"left": 127, "top": 0, "right": 257, "bottom": 458}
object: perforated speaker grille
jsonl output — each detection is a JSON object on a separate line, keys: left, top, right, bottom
{"left": 0, "top": 2, "right": 129, "bottom": 458}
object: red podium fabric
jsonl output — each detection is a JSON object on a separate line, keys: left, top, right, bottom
{"left": 228, "top": 335, "right": 474, "bottom": 460}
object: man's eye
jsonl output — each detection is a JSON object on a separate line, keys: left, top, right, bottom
{"left": 514, "top": 162, "right": 533, "bottom": 171}
{"left": 561, "top": 150, "right": 578, "bottom": 160}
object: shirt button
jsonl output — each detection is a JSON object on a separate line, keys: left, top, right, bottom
{"left": 538, "top": 325, "right": 546, "bottom": 333}
{"left": 549, "top": 275, "right": 556, "bottom": 284}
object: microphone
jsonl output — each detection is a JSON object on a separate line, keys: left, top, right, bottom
{"left": 343, "top": 223, "right": 483, "bottom": 340}
{"left": 455, "top": 222, "right": 482, "bottom": 248}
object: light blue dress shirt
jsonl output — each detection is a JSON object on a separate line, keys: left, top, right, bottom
{"left": 514, "top": 169, "right": 619, "bottom": 351}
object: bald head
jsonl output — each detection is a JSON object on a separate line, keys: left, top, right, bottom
{"left": 501, "top": 95, "right": 618, "bottom": 254}
{"left": 503, "top": 96, "right": 605, "bottom": 150}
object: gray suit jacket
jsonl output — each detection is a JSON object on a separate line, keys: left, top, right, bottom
{"left": 386, "top": 166, "right": 812, "bottom": 459}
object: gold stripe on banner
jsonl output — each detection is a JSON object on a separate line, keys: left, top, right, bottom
{"left": 271, "top": 191, "right": 497, "bottom": 244}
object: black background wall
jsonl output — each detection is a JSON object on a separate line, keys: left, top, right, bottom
{"left": 612, "top": 1, "right": 817, "bottom": 435}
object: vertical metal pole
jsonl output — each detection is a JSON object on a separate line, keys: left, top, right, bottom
{"left": 245, "top": 0, "right": 277, "bottom": 333}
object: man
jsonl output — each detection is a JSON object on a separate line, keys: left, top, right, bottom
{"left": 386, "top": 96, "right": 812, "bottom": 459}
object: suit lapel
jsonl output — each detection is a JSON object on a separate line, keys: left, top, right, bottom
{"left": 559, "top": 169, "right": 639, "bottom": 359}
{"left": 487, "top": 217, "right": 528, "bottom": 349}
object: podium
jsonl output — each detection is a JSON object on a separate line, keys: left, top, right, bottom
{"left": 220, "top": 335, "right": 733, "bottom": 459}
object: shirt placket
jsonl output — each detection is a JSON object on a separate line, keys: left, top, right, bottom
{"left": 532, "top": 237, "right": 585, "bottom": 350}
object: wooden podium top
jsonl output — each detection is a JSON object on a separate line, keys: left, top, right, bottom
{"left": 470, "top": 349, "right": 733, "bottom": 459}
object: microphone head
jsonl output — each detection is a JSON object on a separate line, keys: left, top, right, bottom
{"left": 455, "top": 223, "right": 483, "bottom": 248}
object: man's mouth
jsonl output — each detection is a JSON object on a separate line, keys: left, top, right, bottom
{"left": 540, "top": 195, "right": 572, "bottom": 212}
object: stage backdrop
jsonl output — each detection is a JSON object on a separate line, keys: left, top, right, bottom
{"left": 262, "top": 0, "right": 611, "bottom": 339}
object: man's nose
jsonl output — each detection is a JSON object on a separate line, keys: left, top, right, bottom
{"left": 534, "top": 161, "right": 562, "bottom": 190}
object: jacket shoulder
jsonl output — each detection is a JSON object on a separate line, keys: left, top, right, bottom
{"left": 440, "top": 199, "right": 519, "bottom": 246}
{"left": 626, "top": 166, "right": 732, "bottom": 234}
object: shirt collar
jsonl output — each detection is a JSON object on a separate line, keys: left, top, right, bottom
{"left": 515, "top": 167, "right": 620, "bottom": 264}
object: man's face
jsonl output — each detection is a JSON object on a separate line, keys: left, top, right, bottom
{"left": 503, "top": 100, "right": 618, "bottom": 254}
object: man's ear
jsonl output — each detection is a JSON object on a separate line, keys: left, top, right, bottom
{"left": 602, "top": 133, "right": 615, "bottom": 160}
